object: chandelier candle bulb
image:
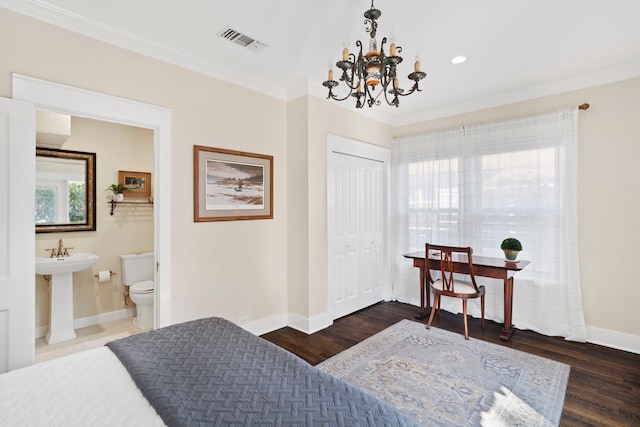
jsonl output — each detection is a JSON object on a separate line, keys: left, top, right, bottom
{"left": 394, "top": 78, "right": 399, "bottom": 89}
{"left": 390, "top": 43, "right": 397, "bottom": 56}
{"left": 414, "top": 60, "right": 421, "bottom": 72}
{"left": 342, "top": 47, "right": 349, "bottom": 61}
{"left": 328, "top": 69, "right": 334, "bottom": 81}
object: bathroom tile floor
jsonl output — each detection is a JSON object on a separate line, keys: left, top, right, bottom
{"left": 35, "top": 317, "right": 145, "bottom": 363}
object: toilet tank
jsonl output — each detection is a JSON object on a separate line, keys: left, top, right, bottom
{"left": 120, "top": 252, "right": 154, "bottom": 285}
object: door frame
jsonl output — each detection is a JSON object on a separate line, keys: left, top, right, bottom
{"left": 326, "top": 133, "right": 391, "bottom": 320}
{"left": 12, "top": 74, "right": 172, "bottom": 329}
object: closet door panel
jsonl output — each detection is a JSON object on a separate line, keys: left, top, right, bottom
{"left": 329, "top": 152, "right": 385, "bottom": 319}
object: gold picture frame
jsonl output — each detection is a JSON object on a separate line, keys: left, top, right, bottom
{"left": 194, "top": 145, "right": 273, "bottom": 222}
{"left": 118, "top": 170, "right": 152, "bottom": 199}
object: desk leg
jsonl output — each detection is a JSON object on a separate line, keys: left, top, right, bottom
{"left": 500, "top": 276, "right": 515, "bottom": 341}
{"left": 414, "top": 265, "right": 431, "bottom": 319}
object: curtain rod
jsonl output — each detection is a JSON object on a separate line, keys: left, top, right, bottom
{"left": 578, "top": 103, "right": 589, "bottom": 110}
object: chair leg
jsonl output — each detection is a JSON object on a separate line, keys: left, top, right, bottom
{"left": 481, "top": 295, "right": 485, "bottom": 330}
{"left": 462, "top": 299, "right": 469, "bottom": 339}
{"left": 426, "top": 294, "right": 438, "bottom": 330}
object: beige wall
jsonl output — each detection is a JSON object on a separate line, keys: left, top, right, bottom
{"left": 1, "top": 8, "right": 288, "bottom": 328}
{"left": 2, "top": 6, "right": 638, "bottom": 342}
{"left": 35, "top": 117, "right": 154, "bottom": 328}
{"left": 286, "top": 95, "right": 393, "bottom": 322}
{"left": 306, "top": 96, "right": 393, "bottom": 319}
{"left": 394, "top": 77, "right": 640, "bottom": 337}
{"left": 286, "top": 96, "right": 309, "bottom": 318}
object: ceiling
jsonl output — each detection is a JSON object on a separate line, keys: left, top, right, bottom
{"left": 3, "top": 0, "right": 640, "bottom": 126}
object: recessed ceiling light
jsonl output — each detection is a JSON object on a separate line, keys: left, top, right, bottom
{"left": 451, "top": 55, "right": 467, "bottom": 64}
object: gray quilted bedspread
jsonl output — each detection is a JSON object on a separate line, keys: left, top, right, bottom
{"left": 106, "top": 317, "right": 417, "bottom": 426}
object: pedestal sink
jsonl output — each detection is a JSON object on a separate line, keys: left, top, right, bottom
{"left": 36, "top": 253, "right": 99, "bottom": 344}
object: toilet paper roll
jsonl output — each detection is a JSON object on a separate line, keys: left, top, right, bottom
{"left": 97, "top": 271, "right": 111, "bottom": 282}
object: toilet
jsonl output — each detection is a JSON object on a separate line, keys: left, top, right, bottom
{"left": 120, "top": 252, "right": 154, "bottom": 330}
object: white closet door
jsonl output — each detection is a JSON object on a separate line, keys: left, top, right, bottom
{"left": 328, "top": 152, "right": 384, "bottom": 320}
{"left": 358, "top": 159, "right": 385, "bottom": 307}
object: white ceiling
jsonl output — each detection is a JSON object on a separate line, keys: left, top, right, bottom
{"left": 3, "top": 0, "right": 640, "bottom": 126}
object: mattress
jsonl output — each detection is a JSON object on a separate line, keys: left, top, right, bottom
{"left": 1, "top": 317, "right": 417, "bottom": 426}
{"left": 0, "top": 346, "right": 165, "bottom": 426}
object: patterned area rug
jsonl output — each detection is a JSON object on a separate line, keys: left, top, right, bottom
{"left": 317, "top": 320, "right": 569, "bottom": 426}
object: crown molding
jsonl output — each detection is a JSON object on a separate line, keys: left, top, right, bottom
{"left": 393, "top": 60, "right": 640, "bottom": 127}
{"left": 4, "top": 1, "right": 640, "bottom": 127}
{"left": 0, "top": 0, "right": 288, "bottom": 100}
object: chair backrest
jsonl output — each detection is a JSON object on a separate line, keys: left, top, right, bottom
{"left": 425, "top": 243, "right": 480, "bottom": 294}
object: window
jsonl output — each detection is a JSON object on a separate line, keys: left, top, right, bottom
{"left": 35, "top": 186, "right": 57, "bottom": 224}
{"left": 391, "top": 109, "right": 586, "bottom": 340}
{"left": 34, "top": 180, "right": 85, "bottom": 224}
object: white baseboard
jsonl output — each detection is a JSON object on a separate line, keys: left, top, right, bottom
{"left": 59, "top": 307, "right": 638, "bottom": 356}
{"left": 238, "top": 311, "right": 332, "bottom": 337}
{"left": 287, "top": 312, "right": 332, "bottom": 335}
{"left": 240, "top": 312, "right": 288, "bottom": 336}
{"left": 395, "top": 299, "right": 640, "bottom": 355}
{"left": 286, "top": 312, "right": 309, "bottom": 334}
{"left": 171, "top": 310, "right": 640, "bottom": 356}
{"left": 587, "top": 326, "right": 640, "bottom": 355}
{"left": 394, "top": 296, "right": 422, "bottom": 310}
{"left": 35, "top": 308, "right": 137, "bottom": 339}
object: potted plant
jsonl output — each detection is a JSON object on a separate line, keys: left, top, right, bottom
{"left": 500, "top": 238, "right": 522, "bottom": 261}
{"left": 107, "top": 184, "right": 129, "bottom": 202}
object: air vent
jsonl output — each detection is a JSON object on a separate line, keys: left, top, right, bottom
{"left": 217, "top": 26, "right": 269, "bottom": 52}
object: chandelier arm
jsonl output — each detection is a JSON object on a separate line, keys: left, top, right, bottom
{"left": 377, "top": 37, "right": 391, "bottom": 88}
{"left": 382, "top": 85, "right": 401, "bottom": 107}
{"left": 339, "top": 65, "right": 359, "bottom": 90}
{"left": 364, "top": 84, "right": 384, "bottom": 108}
{"left": 352, "top": 77, "right": 372, "bottom": 108}
{"left": 323, "top": 79, "right": 356, "bottom": 103}
{"left": 395, "top": 84, "right": 420, "bottom": 97}
{"left": 379, "top": 67, "right": 392, "bottom": 91}
{"left": 326, "top": 87, "right": 356, "bottom": 102}
{"left": 349, "top": 40, "right": 366, "bottom": 90}
{"left": 394, "top": 71, "right": 427, "bottom": 97}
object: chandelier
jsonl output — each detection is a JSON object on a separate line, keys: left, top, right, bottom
{"left": 322, "top": 0, "right": 426, "bottom": 108}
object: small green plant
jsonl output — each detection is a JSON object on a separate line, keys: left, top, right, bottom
{"left": 500, "top": 238, "right": 522, "bottom": 251}
{"left": 107, "top": 184, "right": 130, "bottom": 195}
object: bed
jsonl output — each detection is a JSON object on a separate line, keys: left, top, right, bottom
{"left": 0, "top": 317, "right": 417, "bottom": 426}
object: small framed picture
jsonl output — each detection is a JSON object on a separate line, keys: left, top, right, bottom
{"left": 194, "top": 145, "right": 273, "bottom": 222}
{"left": 119, "top": 170, "right": 152, "bottom": 199}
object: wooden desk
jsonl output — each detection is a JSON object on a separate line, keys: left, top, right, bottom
{"left": 403, "top": 251, "right": 530, "bottom": 341}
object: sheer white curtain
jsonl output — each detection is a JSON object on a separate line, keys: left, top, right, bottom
{"left": 391, "top": 108, "right": 586, "bottom": 341}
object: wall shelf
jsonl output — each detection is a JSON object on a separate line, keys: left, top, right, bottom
{"left": 109, "top": 200, "right": 153, "bottom": 215}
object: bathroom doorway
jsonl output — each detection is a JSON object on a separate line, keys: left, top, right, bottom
{"left": 34, "top": 116, "right": 155, "bottom": 360}
{"left": 12, "top": 74, "right": 172, "bottom": 365}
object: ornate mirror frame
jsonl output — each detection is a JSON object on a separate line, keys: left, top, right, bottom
{"left": 35, "top": 147, "right": 96, "bottom": 233}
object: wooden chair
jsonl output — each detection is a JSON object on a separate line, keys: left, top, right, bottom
{"left": 425, "top": 243, "right": 485, "bottom": 339}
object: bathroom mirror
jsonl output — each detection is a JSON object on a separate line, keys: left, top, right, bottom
{"left": 35, "top": 148, "right": 96, "bottom": 233}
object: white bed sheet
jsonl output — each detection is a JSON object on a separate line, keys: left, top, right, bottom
{"left": 0, "top": 346, "right": 166, "bottom": 427}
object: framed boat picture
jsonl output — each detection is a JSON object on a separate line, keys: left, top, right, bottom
{"left": 194, "top": 145, "right": 273, "bottom": 222}
{"left": 118, "top": 170, "right": 152, "bottom": 199}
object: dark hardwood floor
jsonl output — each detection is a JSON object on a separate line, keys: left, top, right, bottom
{"left": 261, "top": 301, "right": 640, "bottom": 427}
